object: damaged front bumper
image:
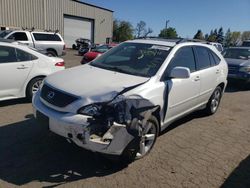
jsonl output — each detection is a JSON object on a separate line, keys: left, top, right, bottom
{"left": 33, "top": 93, "right": 134, "bottom": 155}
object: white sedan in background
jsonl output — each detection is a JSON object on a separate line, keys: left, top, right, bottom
{"left": 0, "top": 40, "right": 65, "bottom": 101}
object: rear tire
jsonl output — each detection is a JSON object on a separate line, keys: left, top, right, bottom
{"left": 121, "top": 116, "right": 159, "bottom": 163}
{"left": 26, "top": 77, "right": 44, "bottom": 101}
{"left": 47, "top": 50, "right": 57, "bottom": 57}
{"left": 205, "top": 86, "right": 222, "bottom": 115}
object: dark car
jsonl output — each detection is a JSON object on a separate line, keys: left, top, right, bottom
{"left": 223, "top": 47, "right": 250, "bottom": 84}
{"left": 242, "top": 40, "right": 250, "bottom": 47}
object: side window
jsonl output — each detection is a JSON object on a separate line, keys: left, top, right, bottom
{"left": 16, "top": 48, "right": 37, "bottom": 61}
{"left": 195, "top": 46, "right": 211, "bottom": 70}
{"left": 33, "top": 33, "right": 62, "bottom": 41}
{"left": 0, "top": 46, "right": 17, "bottom": 63}
{"left": 164, "top": 46, "right": 196, "bottom": 77}
{"left": 8, "top": 32, "right": 28, "bottom": 41}
{"left": 210, "top": 50, "right": 221, "bottom": 65}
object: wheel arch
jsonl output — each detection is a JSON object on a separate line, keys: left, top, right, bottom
{"left": 46, "top": 48, "right": 58, "bottom": 56}
{"left": 25, "top": 75, "right": 46, "bottom": 97}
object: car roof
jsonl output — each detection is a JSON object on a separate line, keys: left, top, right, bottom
{"left": 127, "top": 38, "right": 215, "bottom": 49}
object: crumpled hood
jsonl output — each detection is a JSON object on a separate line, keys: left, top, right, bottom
{"left": 225, "top": 58, "right": 250, "bottom": 67}
{"left": 44, "top": 65, "right": 149, "bottom": 104}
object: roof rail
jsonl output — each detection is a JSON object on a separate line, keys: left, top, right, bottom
{"left": 135, "top": 36, "right": 183, "bottom": 43}
{"left": 135, "top": 37, "right": 212, "bottom": 45}
{"left": 177, "top": 38, "right": 210, "bottom": 44}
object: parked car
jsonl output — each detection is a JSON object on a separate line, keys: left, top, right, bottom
{"left": 222, "top": 47, "right": 250, "bottom": 84}
{"left": 1, "top": 30, "right": 66, "bottom": 56}
{"left": 33, "top": 38, "right": 228, "bottom": 162}
{"left": 0, "top": 41, "right": 65, "bottom": 101}
{"left": 77, "top": 39, "right": 96, "bottom": 56}
{"left": 242, "top": 40, "right": 250, "bottom": 47}
{"left": 81, "top": 43, "right": 117, "bottom": 64}
{"left": 210, "top": 42, "right": 223, "bottom": 52}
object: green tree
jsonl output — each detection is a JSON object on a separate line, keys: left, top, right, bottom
{"left": 231, "top": 31, "right": 241, "bottom": 46}
{"left": 224, "top": 28, "right": 232, "bottom": 47}
{"left": 216, "top": 27, "right": 224, "bottom": 43}
{"left": 193, "top": 29, "right": 205, "bottom": 40}
{"left": 159, "top": 27, "right": 178, "bottom": 38}
{"left": 241, "top": 31, "right": 250, "bottom": 41}
{"left": 207, "top": 29, "right": 217, "bottom": 42}
{"left": 113, "top": 19, "right": 134, "bottom": 42}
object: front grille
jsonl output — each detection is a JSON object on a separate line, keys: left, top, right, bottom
{"left": 41, "top": 84, "right": 78, "bottom": 108}
{"left": 228, "top": 65, "right": 239, "bottom": 74}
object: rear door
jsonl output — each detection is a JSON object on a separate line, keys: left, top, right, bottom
{"left": 193, "top": 46, "right": 220, "bottom": 103}
{"left": 163, "top": 46, "right": 201, "bottom": 123}
{"left": 0, "top": 46, "right": 35, "bottom": 98}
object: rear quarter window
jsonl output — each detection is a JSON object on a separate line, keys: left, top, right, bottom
{"left": 33, "top": 33, "right": 62, "bottom": 41}
{"left": 209, "top": 50, "right": 221, "bottom": 65}
{"left": 194, "top": 46, "right": 211, "bottom": 70}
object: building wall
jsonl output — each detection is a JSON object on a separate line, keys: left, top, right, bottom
{"left": 0, "top": 0, "right": 113, "bottom": 43}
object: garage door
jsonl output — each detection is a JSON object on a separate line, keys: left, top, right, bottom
{"left": 64, "top": 15, "right": 93, "bottom": 48}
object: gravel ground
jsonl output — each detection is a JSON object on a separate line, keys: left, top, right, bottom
{"left": 0, "top": 50, "right": 249, "bottom": 188}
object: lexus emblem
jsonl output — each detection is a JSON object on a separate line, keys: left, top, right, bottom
{"left": 47, "top": 91, "right": 55, "bottom": 100}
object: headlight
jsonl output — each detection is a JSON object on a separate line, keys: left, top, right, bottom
{"left": 239, "top": 66, "right": 250, "bottom": 73}
{"left": 77, "top": 104, "right": 102, "bottom": 116}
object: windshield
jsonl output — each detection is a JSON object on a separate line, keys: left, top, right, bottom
{"left": 242, "top": 41, "right": 250, "bottom": 47}
{"left": 0, "top": 30, "right": 12, "bottom": 38}
{"left": 223, "top": 48, "right": 250, "bottom": 60}
{"left": 90, "top": 42, "right": 171, "bottom": 77}
{"left": 92, "top": 45, "right": 111, "bottom": 53}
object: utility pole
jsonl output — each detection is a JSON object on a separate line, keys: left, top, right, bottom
{"left": 165, "top": 20, "right": 170, "bottom": 29}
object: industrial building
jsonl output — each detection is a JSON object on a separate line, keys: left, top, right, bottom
{"left": 0, "top": 0, "right": 113, "bottom": 47}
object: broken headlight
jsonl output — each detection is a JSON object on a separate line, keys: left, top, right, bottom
{"left": 78, "top": 104, "right": 102, "bottom": 116}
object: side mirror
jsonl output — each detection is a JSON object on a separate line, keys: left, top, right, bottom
{"left": 170, "top": 67, "right": 191, "bottom": 79}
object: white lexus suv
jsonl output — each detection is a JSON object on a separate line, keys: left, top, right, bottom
{"left": 33, "top": 38, "right": 228, "bottom": 162}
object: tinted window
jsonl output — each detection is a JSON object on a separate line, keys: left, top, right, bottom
{"left": 195, "top": 46, "right": 211, "bottom": 70}
{"left": 165, "top": 46, "right": 196, "bottom": 77}
{"left": 16, "top": 48, "right": 37, "bottom": 61}
{"left": 223, "top": 48, "right": 250, "bottom": 60}
{"left": 8, "top": 32, "right": 28, "bottom": 41}
{"left": 0, "top": 46, "right": 17, "bottom": 63}
{"left": 242, "top": 41, "right": 250, "bottom": 47}
{"left": 33, "top": 33, "right": 61, "bottom": 41}
{"left": 209, "top": 50, "right": 221, "bottom": 65}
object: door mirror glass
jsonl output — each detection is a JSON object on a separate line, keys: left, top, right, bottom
{"left": 170, "top": 66, "right": 191, "bottom": 79}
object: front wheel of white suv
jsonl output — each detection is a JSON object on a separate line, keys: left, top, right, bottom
{"left": 121, "top": 116, "right": 159, "bottom": 163}
{"left": 205, "top": 86, "right": 222, "bottom": 115}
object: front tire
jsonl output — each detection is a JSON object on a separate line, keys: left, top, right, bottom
{"left": 205, "top": 86, "right": 222, "bottom": 115}
{"left": 26, "top": 77, "right": 44, "bottom": 101}
{"left": 121, "top": 116, "right": 159, "bottom": 163}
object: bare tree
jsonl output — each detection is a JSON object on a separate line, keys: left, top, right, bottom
{"left": 135, "top": 21, "right": 146, "bottom": 38}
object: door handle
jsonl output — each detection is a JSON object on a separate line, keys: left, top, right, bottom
{"left": 194, "top": 76, "right": 200, "bottom": 81}
{"left": 216, "top": 69, "right": 220, "bottom": 74}
{"left": 17, "top": 65, "right": 29, "bottom": 69}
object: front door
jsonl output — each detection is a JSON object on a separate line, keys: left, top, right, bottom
{"left": 162, "top": 46, "right": 201, "bottom": 123}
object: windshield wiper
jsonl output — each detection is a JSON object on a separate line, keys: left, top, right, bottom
{"left": 108, "top": 66, "right": 128, "bottom": 74}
